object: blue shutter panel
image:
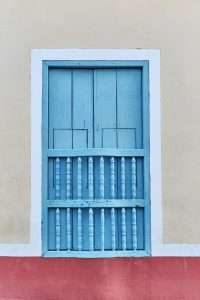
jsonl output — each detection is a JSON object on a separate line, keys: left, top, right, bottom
{"left": 43, "top": 61, "right": 150, "bottom": 257}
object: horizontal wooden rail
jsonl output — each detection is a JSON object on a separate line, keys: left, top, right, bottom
{"left": 47, "top": 148, "right": 145, "bottom": 157}
{"left": 45, "top": 250, "right": 149, "bottom": 258}
{"left": 47, "top": 199, "right": 145, "bottom": 208}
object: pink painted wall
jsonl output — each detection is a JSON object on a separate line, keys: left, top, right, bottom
{"left": 0, "top": 258, "right": 199, "bottom": 299}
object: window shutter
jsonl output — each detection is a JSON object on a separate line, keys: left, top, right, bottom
{"left": 43, "top": 61, "right": 150, "bottom": 257}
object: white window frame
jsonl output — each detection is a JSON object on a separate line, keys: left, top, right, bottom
{"left": 1, "top": 49, "right": 195, "bottom": 256}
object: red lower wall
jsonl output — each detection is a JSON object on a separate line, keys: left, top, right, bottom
{"left": 0, "top": 257, "right": 199, "bottom": 299}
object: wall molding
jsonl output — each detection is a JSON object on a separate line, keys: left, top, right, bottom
{"left": 0, "top": 49, "right": 194, "bottom": 256}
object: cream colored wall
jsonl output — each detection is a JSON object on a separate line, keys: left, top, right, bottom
{"left": 0, "top": 0, "right": 199, "bottom": 243}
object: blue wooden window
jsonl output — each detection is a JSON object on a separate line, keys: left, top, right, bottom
{"left": 42, "top": 61, "right": 150, "bottom": 257}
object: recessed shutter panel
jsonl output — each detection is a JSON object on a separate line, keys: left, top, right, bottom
{"left": 43, "top": 61, "right": 150, "bottom": 257}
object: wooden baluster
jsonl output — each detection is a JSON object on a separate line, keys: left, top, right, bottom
{"left": 100, "top": 157, "right": 104, "bottom": 199}
{"left": 132, "top": 208, "right": 137, "bottom": 250}
{"left": 55, "top": 158, "right": 60, "bottom": 199}
{"left": 56, "top": 208, "right": 61, "bottom": 251}
{"left": 132, "top": 157, "right": 137, "bottom": 198}
{"left": 101, "top": 208, "right": 105, "bottom": 251}
{"left": 121, "top": 157, "right": 125, "bottom": 199}
{"left": 77, "top": 157, "right": 82, "bottom": 199}
{"left": 121, "top": 208, "right": 126, "bottom": 250}
{"left": 111, "top": 208, "right": 116, "bottom": 250}
{"left": 110, "top": 157, "right": 115, "bottom": 199}
{"left": 89, "top": 208, "right": 94, "bottom": 251}
{"left": 66, "top": 157, "right": 71, "bottom": 199}
{"left": 67, "top": 207, "right": 71, "bottom": 251}
{"left": 77, "top": 208, "right": 82, "bottom": 251}
{"left": 88, "top": 157, "right": 94, "bottom": 199}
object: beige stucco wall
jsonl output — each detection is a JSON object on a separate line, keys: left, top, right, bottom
{"left": 0, "top": 0, "right": 200, "bottom": 243}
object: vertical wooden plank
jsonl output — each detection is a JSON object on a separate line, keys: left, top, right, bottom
{"left": 48, "top": 209, "right": 56, "bottom": 251}
{"left": 136, "top": 207, "right": 145, "bottom": 250}
{"left": 72, "top": 157, "right": 77, "bottom": 249}
{"left": 117, "top": 69, "right": 142, "bottom": 148}
{"left": 124, "top": 157, "right": 131, "bottom": 199}
{"left": 132, "top": 157, "right": 137, "bottom": 198}
{"left": 73, "top": 70, "right": 93, "bottom": 148}
{"left": 71, "top": 67, "right": 94, "bottom": 252}
{"left": 121, "top": 208, "right": 126, "bottom": 250}
{"left": 100, "top": 157, "right": 104, "bottom": 199}
{"left": 48, "top": 158, "right": 54, "bottom": 200}
{"left": 48, "top": 69, "right": 72, "bottom": 148}
{"left": 71, "top": 209, "right": 77, "bottom": 250}
{"left": 66, "top": 158, "right": 71, "bottom": 199}
{"left": 135, "top": 158, "right": 144, "bottom": 199}
{"left": 88, "top": 157, "right": 94, "bottom": 199}
{"left": 60, "top": 209, "right": 67, "bottom": 250}
{"left": 81, "top": 209, "right": 89, "bottom": 251}
{"left": 81, "top": 157, "right": 88, "bottom": 200}
{"left": 104, "top": 208, "right": 112, "bottom": 250}
{"left": 55, "top": 158, "right": 60, "bottom": 199}
{"left": 42, "top": 62, "right": 50, "bottom": 254}
{"left": 104, "top": 157, "right": 110, "bottom": 199}
{"left": 94, "top": 70, "right": 117, "bottom": 148}
{"left": 110, "top": 157, "right": 115, "bottom": 199}
{"left": 111, "top": 208, "right": 116, "bottom": 250}
{"left": 93, "top": 209, "right": 101, "bottom": 250}
{"left": 67, "top": 208, "right": 71, "bottom": 251}
{"left": 142, "top": 62, "right": 151, "bottom": 254}
{"left": 77, "top": 157, "right": 82, "bottom": 199}
{"left": 132, "top": 207, "right": 137, "bottom": 250}
{"left": 89, "top": 208, "right": 94, "bottom": 251}
{"left": 101, "top": 208, "right": 105, "bottom": 251}
{"left": 121, "top": 157, "right": 126, "bottom": 199}
{"left": 77, "top": 208, "right": 82, "bottom": 251}
{"left": 56, "top": 208, "right": 61, "bottom": 251}
{"left": 125, "top": 208, "right": 133, "bottom": 250}
{"left": 60, "top": 159, "right": 66, "bottom": 199}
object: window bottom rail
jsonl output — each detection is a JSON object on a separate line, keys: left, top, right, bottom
{"left": 47, "top": 199, "right": 145, "bottom": 208}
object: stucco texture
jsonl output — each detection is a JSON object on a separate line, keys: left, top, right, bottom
{"left": 0, "top": 257, "right": 199, "bottom": 299}
{"left": 0, "top": 0, "right": 200, "bottom": 243}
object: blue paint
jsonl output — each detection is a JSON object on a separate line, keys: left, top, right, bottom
{"left": 42, "top": 61, "right": 150, "bottom": 257}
